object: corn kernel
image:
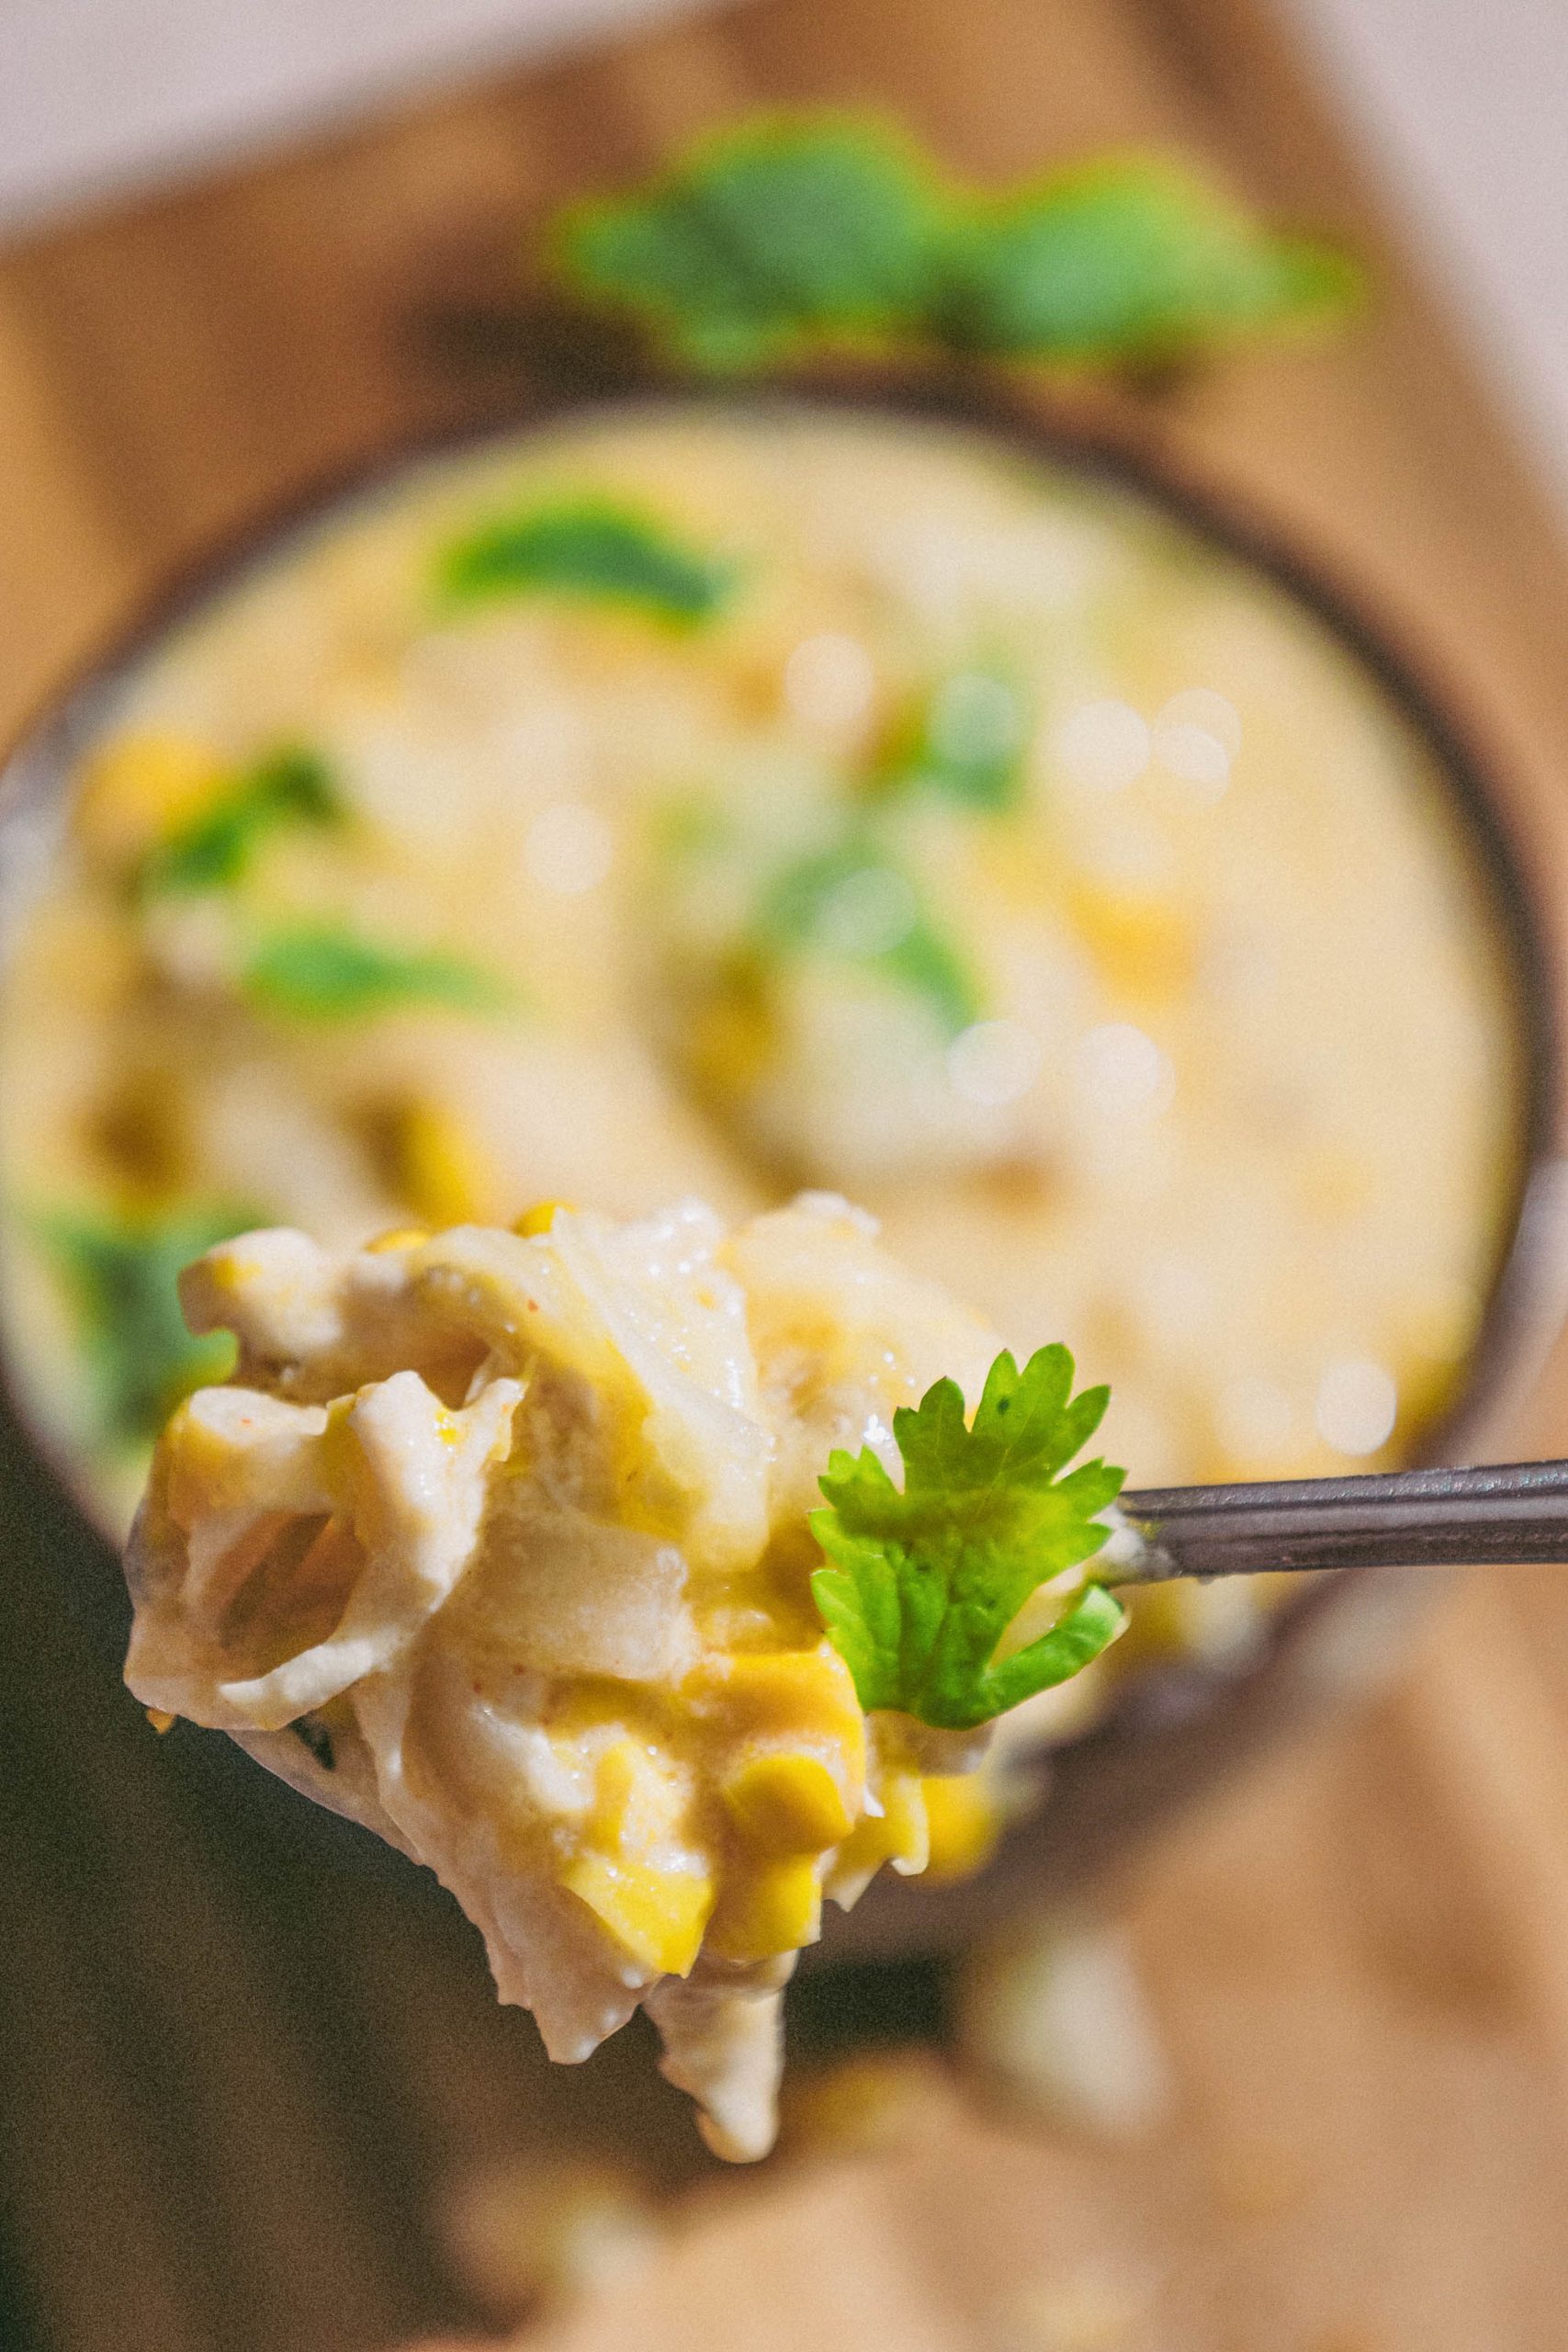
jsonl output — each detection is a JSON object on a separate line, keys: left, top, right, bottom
{"left": 365, "top": 1227, "right": 430, "bottom": 1254}
{"left": 513, "top": 1198, "right": 575, "bottom": 1238}
{"left": 920, "top": 1770, "right": 1002, "bottom": 1883}
{"left": 722, "top": 1751, "right": 854, "bottom": 1854}
{"left": 710, "top": 1646, "right": 866, "bottom": 1766}
{"left": 562, "top": 1853, "right": 712, "bottom": 1977}
{"left": 145, "top": 1707, "right": 176, "bottom": 1735}
{"left": 685, "top": 989, "right": 773, "bottom": 1102}
{"left": 1067, "top": 881, "right": 1193, "bottom": 1004}
{"left": 588, "top": 1736, "right": 680, "bottom": 1857}
{"left": 833, "top": 1770, "right": 930, "bottom": 1883}
{"left": 392, "top": 1102, "right": 496, "bottom": 1229}
{"left": 74, "top": 733, "right": 223, "bottom": 862}
{"left": 705, "top": 1854, "right": 822, "bottom": 1964}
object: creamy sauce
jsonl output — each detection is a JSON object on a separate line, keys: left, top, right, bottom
{"left": 0, "top": 401, "right": 1520, "bottom": 1651}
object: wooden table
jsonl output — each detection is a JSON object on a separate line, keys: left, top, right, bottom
{"left": 6, "top": 4, "right": 1568, "bottom": 2348}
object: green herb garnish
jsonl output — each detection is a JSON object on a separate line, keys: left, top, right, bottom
{"left": 438, "top": 496, "right": 732, "bottom": 622}
{"left": 243, "top": 924, "right": 507, "bottom": 1023}
{"left": 811, "top": 1346, "right": 1126, "bottom": 1729}
{"left": 759, "top": 839, "right": 980, "bottom": 1035}
{"left": 552, "top": 114, "right": 1359, "bottom": 374}
{"left": 138, "top": 747, "right": 341, "bottom": 898}
{"left": 39, "top": 1201, "right": 258, "bottom": 1445}
{"left": 558, "top": 117, "right": 948, "bottom": 373}
{"left": 943, "top": 156, "right": 1361, "bottom": 363}
{"left": 877, "top": 669, "right": 1030, "bottom": 811}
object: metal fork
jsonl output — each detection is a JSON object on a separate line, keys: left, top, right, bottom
{"left": 1117, "top": 1458, "right": 1568, "bottom": 1581}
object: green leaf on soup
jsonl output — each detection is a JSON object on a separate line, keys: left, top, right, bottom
{"left": 942, "top": 156, "right": 1361, "bottom": 362}
{"left": 758, "top": 839, "right": 980, "bottom": 1035}
{"left": 877, "top": 670, "right": 1030, "bottom": 812}
{"left": 438, "top": 496, "right": 732, "bottom": 623}
{"left": 138, "top": 747, "right": 341, "bottom": 899}
{"left": 39, "top": 1201, "right": 259, "bottom": 1446}
{"left": 812, "top": 1344, "right": 1126, "bottom": 1729}
{"left": 554, "top": 115, "right": 951, "bottom": 371}
{"left": 243, "top": 923, "right": 508, "bottom": 1023}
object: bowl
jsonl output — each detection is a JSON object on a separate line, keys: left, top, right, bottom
{"left": 0, "top": 369, "right": 1559, "bottom": 1961}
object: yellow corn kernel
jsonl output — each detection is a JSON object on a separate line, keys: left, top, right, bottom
{"left": 723, "top": 1751, "right": 855, "bottom": 1854}
{"left": 513, "top": 1198, "right": 575, "bottom": 1239}
{"left": 561, "top": 1853, "right": 712, "bottom": 1978}
{"left": 712, "top": 1646, "right": 866, "bottom": 1767}
{"left": 685, "top": 988, "right": 773, "bottom": 1102}
{"left": 310, "top": 1394, "right": 364, "bottom": 1501}
{"left": 587, "top": 1736, "right": 682, "bottom": 1857}
{"left": 90, "top": 1075, "right": 186, "bottom": 1198}
{"left": 74, "top": 733, "right": 223, "bottom": 862}
{"left": 392, "top": 1102, "right": 496, "bottom": 1229}
{"left": 919, "top": 1771, "right": 1002, "bottom": 1883}
{"left": 1066, "top": 880, "right": 1193, "bottom": 1004}
{"left": 364, "top": 1227, "right": 429, "bottom": 1254}
{"left": 834, "top": 1770, "right": 930, "bottom": 1883}
{"left": 705, "top": 1854, "right": 822, "bottom": 1965}
{"left": 145, "top": 1707, "right": 176, "bottom": 1735}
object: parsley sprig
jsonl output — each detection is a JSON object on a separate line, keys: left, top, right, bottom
{"left": 39, "top": 1201, "right": 258, "bottom": 1444}
{"left": 437, "top": 496, "right": 732, "bottom": 623}
{"left": 554, "top": 114, "right": 1360, "bottom": 376}
{"left": 242, "top": 923, "right": 508, "bottom": 1023}
{"left": 874, "top": 668, "right": 1030, "bottom": 813}
{"left": 558, "top": 118, "right": 946, "bottom": 375}
{"left": 137, "top": 747, "right": 341, "bottom": 899}
{"left": 757, "top": 837, "right": 981, "bottom": 1035}
{"left": 811, "top": 1345, "right": 1126, "bottom": 1730}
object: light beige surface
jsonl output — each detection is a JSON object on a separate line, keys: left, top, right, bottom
{"left": 6, "top": 3, "right": 1568, "bottom": 2349}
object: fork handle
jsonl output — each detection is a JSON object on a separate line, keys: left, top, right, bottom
{"left": 1119, "top": 1458, "right": 1568, "bottom": 1580}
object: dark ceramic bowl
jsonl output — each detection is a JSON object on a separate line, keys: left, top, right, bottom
{"left": 1, "top": 371, "right": 1561, "bottom": 1961}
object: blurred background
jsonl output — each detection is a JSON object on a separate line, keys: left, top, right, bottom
{"left": 5, "top": 0, "right": 1568, "bottom": 488}
{"left": 6, "top": 6, "right": 1568, "bottom": 2352}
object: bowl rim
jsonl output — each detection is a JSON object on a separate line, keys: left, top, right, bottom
{"left": 1, "top": 366, "right": 1561, "bottom": 1942}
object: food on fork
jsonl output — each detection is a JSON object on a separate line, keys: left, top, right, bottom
{"left": 124, "top": 1193, "right": 1126, "bottom": 2159}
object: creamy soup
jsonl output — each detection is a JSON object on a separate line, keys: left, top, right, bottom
{"left": 0, "top": 401, "right": 1521, "bottom": 1643}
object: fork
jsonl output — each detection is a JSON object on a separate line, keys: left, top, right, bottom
{"left": 1116, "top": 1458, "right": 1568, "bottom": 1581}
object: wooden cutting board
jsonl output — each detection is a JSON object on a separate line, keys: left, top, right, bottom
{"left": 6, "top": 4, "right": 1568, "bottom": 2350}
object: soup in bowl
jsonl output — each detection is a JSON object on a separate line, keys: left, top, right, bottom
{"left": 0, "top": 387, "right": 1548, "bottom": 1931}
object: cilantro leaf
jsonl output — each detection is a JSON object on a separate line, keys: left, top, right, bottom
{"left": 757, "top": 838, "right": 981, "bottom": 1035}
{"left": 810, "top": 1346, "right": 1126, "bottom": 1730}
{"left": 876, "top": 669, "right": 1030, "bottom": 812}
{"left": 438, "top": 496, "right": 732, "bottom": 622}
{"left": 39, "top": 1201, "right": 258, "bottom": 1445}
{"left": 243, "top": 923, "right": 508, "bottom": 1023}
{"left": 547, "top": 114, "right": 1359, "bottom": 374}
{"left": 943, "top": 156, "right": 1361, "bottom": 362}
{"left": 556, "top": 116, "right": 948, "bottom": 372}
{"left": 138, "top": 747, "right": 341, "bottom": 899}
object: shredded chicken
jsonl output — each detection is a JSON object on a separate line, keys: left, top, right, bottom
{"left": 124, "top": 1193, "right": 1000, "bottom": 2156}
